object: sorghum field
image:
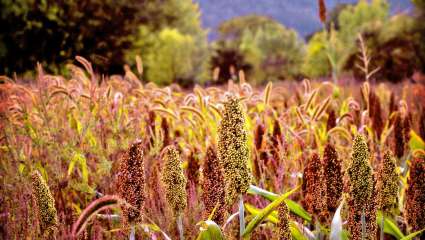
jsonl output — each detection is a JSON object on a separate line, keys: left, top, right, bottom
{"left": 1, "top": 58, "right": 425, "bottom": 240}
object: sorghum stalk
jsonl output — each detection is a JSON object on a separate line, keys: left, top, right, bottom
{"left": 217, "top": 97, "right": 251, "bottom": 236}
{"left": 31, "top": 170, "right": 58, "bottom": 239}
{"left": 347, "top": 135, "right": 377, "bottom": 240}
{"left": 161, "top": 146, "right": 187, "bottom": 239}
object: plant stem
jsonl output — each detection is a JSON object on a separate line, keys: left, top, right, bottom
{"left": 380, "top": 213, "right": 385, "bottom": 240}
{"left": 129, "top": 225, "right": 135, "bottom": 240}
{"left": 177, "top": 214, "right": 184, "bottom": 240}
{"left": 239, "top": 194, "right": 245, "bottom": 238}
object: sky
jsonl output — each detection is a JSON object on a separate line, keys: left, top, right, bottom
{"left": 194, "top": 0, "right": 413, "bottom": 39}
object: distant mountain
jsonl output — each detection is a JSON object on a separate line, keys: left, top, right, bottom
{"left": 195, "top": 0, "right": 413, "bottom": 39}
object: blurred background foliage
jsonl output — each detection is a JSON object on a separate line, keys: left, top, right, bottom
{"left": 1, "top": 0, "right": 425, "bottom": 85}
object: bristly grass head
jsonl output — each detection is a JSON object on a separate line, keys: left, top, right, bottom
{"left": 217, "top": 96, "right": 251, "bottom": 206}
{"left": 31, "top": 170, "right": 58, "bottom": 238}
{"left": 161, "top": 145, "right": 187, "bottom": 218}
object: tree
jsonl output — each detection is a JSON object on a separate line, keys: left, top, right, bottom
{"left": 127, "top": 0, "right": 209, "bottom": 86}
{"left": 212, "top": 15, "right": 305, "bottom": 84}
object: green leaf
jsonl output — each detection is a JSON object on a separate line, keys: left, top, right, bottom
{"left": 68, "top": 152, "right": 89, "bottom": 183}
{"left": 290, "top": 222, "right": 308, "bottom": 240}
{"left": 247, "top": 185, "right": 311, "bottom": 222}
{"left": 409, "top": 130, "right": 425, "bottom": 151}
{"left": 196, "top": 220, "right": 225, "bottom": 240}
{"left": 400, "top": 229, "right": 424, "bottom": 240}
{"left": 242, "top": 186, "right": 300, "bottom": 238}
{"left": 377, "top": 211, "right": 404, "bottom": 239}
{"left": 245, "top": 204, "right": 307, "bottom": 240}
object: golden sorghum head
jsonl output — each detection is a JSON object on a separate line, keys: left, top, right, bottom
{"left": 218, "top": 97, "right": 251, "bottom": 206}
{"left": 31, "top": 170, "right": 58, "bottom": 237}
{"left": 161, "top": 145, "right": 187, "bottom": 217}
{"left": 118, "top": 141, "right": 145, "bottom": 224}
{"left": 202, "top": 146, "right": 226, "bottom": 225}
{"left": 377, "top": 150, "right": 399, "bottom": 216}
{"left": 323, "top": 143, "right": 343, "bottom": 213}
{"left": 405, "top": 155, "right": 425, "bottom": 234}
{"left": 277, "top": 202, "right": 292, "bottom": 240}
{"left": 302, "top": 153, "right": 327, "bottom": 223}
{"left": 347, "top": 134, "right": 377, "bottom": 240}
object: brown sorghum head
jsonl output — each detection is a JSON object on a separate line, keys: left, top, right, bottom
{"left": 277, "top": 202, "right": 292, "bottom": 240}
{"left": 218, "top": 97, "right": 251, "bottom": 206}
{"left": 393, "top": 113, "right": 405, "bottom": 159}
{"left": 377, "top": 150, "right": 399, "bottom": 216}
{"left": 31, "top": 171, "right": 58, "bottom": 238}
{"left": 369, "top": 91, "right": 384, "bottom": 139}
{"left": 347, "top": 134, "right": 377, "bottom": 240}
{"left": 323, "top": 143, "right": 343, "bottom": 213}
{"left": 388, "top": 92, "right": 397, "bottom": 115}
{"left": 318, "top": 0, "right": 327, "bottom": 23}
{"left": 161, "top": 145, "right": 187, "bottom": 217}
{"left": 405, "top": 155, "right": 425, "bottom": 234}
{"left": 187, "top": 148, "right": 201, "bottom": 187}
{"left": 302, "top": 153, "right": 327, "bottom": 223}
{"left": 254, "top": 119, "right": 266, "bottom": 151}
{"left": 118, "top": 141, "right": 145, "bottom": 225}
{"left": 326, "top": 109, "right": 337, "bottom": 132}
{"left": 271, "top": 118, "right": 282, "bottom": 148}
{"left": 201, "top": 146, "right": 226, "bottom": 225}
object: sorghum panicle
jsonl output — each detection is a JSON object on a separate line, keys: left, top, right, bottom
{"left": 326, "top": 109, "right": 337, "bottom": 131}
{"left": 161, "top": 145, "right": 187, "bottom": 217}
{"left": 405, "top": 155, "right": 425, "bottom": 234}
{"left": 118, "top": 141, "right": 145, "bottom": 224}
{"left": 377, "top": 150, "right": 399, "bottom": 216}
{"left": 323, "top": 143, "right": 343, "bottom": 213}
{"left": 201, "top": 146, "right": 226, "bottom": 225}
{"left": 218, "top": 97, "right": 251, "bottom": 206}
{"left": 347, "top": 135, "right": 377, "bottom": 240}
{"left": 369, "top": 91, "right": 384, "bottom": 139}
{"left": 302, "top": 153, "right": 327, "bottom": 222}
{"left": 277, "top": 202, "right": 292, "bottom": 240}
{"left": 31, "top": 171, "right": 58, "bottom": 238}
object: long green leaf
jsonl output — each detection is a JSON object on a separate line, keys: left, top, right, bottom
{"left": 196, "top": 220, "right": 225, "bottom": 240}
{"left": 376, "top": 211, "right": 404, "bottom": 239}
{"left": 247, "top": 185, "right": 311, "bottom": 222}
{"left": 245, "top": 204, "right": 307, "bottom": 240}
{"left": 242, "top": 186, "right": 300, "bottom": 238}
{"left": 400, "top": 229, "right": 424, "bottom": 240}
{"left": 409, "top": 130, "right": 425, "bottom": 151}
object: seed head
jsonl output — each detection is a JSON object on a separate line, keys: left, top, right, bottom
{"left": 202, "top": 146, "right": 226, "bottom": 225}
{"left": 218, "top": 97, "right": 251, "bottom": 206}
{"left": 323, "top": 143, "right": 343, "bottom": 213}
{"left": 405, "top": 155, "right": 425, "bottom": 234}
{"left": 161, "top": 145, "right": 187, "bottom": 217}
{"left": 347, "top": 135, "right": 377, "bottom": 240}
{"left": 369, "top": 91, "right": 383, "bottom": 139}
{"left": 31, "top": 171, "right": 58, "bottom": 237}
{"left": 302, "top": 153, "right": 327, "bottom": 222}
{"left": 326, "top": 109, "right": 337, "bottom": 131}
{"left": 277, "top": 202, "right": 292, "bottom": 240}
{"left": 118, "top": 141, "right": 145, "bottom": 224}
{"left": 318, "top": 0, "right": 327, "bottom": 23}
{"left": 376, "top": 150, "right": 399, "bottom": 216}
